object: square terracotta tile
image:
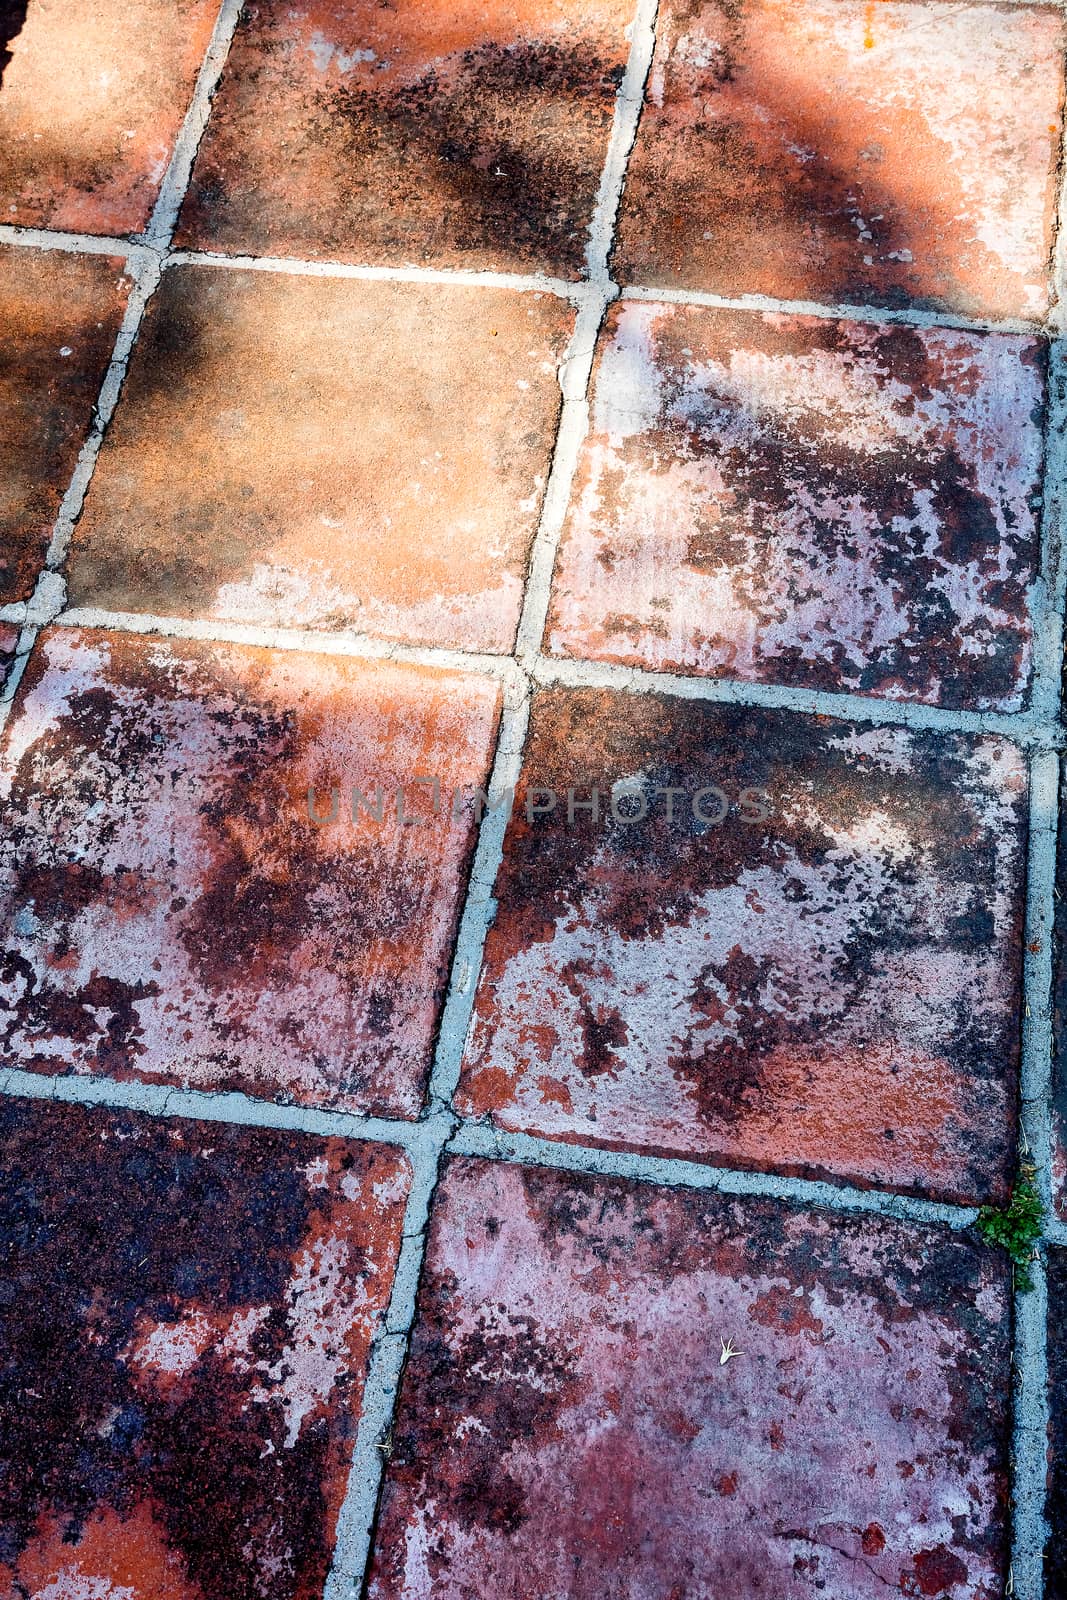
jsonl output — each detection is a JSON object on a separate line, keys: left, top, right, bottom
{"left": 1048, "top": 1249, "right": 1067, "bottom": 1595}
{"left": 0, "top": 0, "right": 219, "bottom": 234}
{"left": 0, "top": 247, "right": 130, "bottom": 605}
{"left": 176, "top": 0, "right": 632, "bottom": 274}
{"left": 614, "top": 0, "right": 1064, "bottom": 320}
{"left": 0, "top": 627, "right": 501, "bottom": 1115}
{"left": 547, "top": 301, "right": 1045, "bottom": 710}
{"left": 457, "top": 690, "right": 1027, "bottom": 1203}
{"left": 0, "top": 1095, "right": 409, "bottom": 1600}
{"left": 368, "top": 1158, "right": 1011, "bottom": 1599}
{"left": 68, "top": 267, "right": 572, "bottom": 652}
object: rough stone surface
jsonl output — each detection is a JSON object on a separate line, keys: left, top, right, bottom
{"left": 457, "top": 690, "right": 1027, "bottom": 1203}
{"left": 0, "top": 1096, "right": 409, "bottom": 1600}
{"left": 0, "top": 0, "right": 219, "bottom": 235}
{"left": 548, "top": 301, "right": 1045, "bottom": 710}
{"left": 0, "top": 247, "right": 130, "bottom": 605}
{"left": 68, "top": 267, "right": 572, "bottom": 652}
{"left": 176, "top": 0, "right": 632, "bottom": 274}
{"left": 614, "top": 0, "right": 1064, "bottom": 320}
{"left": 0, "top": 627, "right": 500, "bottom": 1114}
{"left": 368, "top": 1158, "right": 1011, "bottom": 1600}
{"left": 1052, "top": 760, "right": 1067, "bottom": 1221}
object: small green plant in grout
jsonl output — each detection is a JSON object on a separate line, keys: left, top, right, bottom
{"left": 974, "top": 1163, "right": 1043, "bottom": 1291}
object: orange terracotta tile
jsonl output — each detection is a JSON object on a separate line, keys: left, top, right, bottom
{"left": 0, "top": 627, "right": 501, "bottom": 1114}
{"left": 0, "top": 246, "right": 130, "bottom": 604}
{"left": 0, "top": 0, "right": 219, "bottom": 235}
{"left": 176, "top": 0, "right": 633, "bottom": 273}
{"left": 615, "top": 0, "right": 1064, "bottom": 319}
{"left": 68, "top": 267, "right": 572, "bottom": 652}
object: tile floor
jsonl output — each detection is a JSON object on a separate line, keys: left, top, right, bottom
{"left": 0, "top": 0, "right": 1065, "bottom": 1595}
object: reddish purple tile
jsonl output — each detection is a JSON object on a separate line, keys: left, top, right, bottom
{"left": 547, "top": 302, "right": 1045, "bottom": 710}
{"left": 0, "top": 247, "right": 131, "bottom": 605}
{"left": 0, "top": 627, "right": 501, "bottom": 1115}
{"left": 614, "top": 0, "right": 1064, "bottom": 320}
{"left": 368, "top": 1158, "right": 1011, "bottom": 1599}
{"left": 176, "top": 0, "right": 632, "bottom": 274}
{"left": 0, "top": 0, "right": 219, "bottom": 234}
{"left": 0, "top": 1095, "right": 409, "bottom": 1600}
{"left": 457, "top": 690, "right": 1027, "bottom": 1203}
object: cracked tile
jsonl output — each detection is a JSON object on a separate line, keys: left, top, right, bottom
{"left": 547, "top": 302, "right": 1045, "bottom": 710}
{"left": 0, "top": 627, "right": 500, "bottom": 1114}
{"left": 368, "top": 1158, "right": 1011, "bottom": 1600}
{"left": 67, "top": 267, "right": 572, "bottom": 652}
{"left": 0, "top": 1095, "right": 409, "bottom": 1600}
{"left": 176, "top": 0, "right": 633, "bottom": 275}
{"left": 614, "top": 0, "right": 1064, "bottom": 320}
{"left": 457, "top": 689, "right": 1027, "bottom": 1203}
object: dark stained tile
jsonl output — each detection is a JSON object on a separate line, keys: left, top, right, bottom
{"left": 0, "top": 627, "right": 501, "bottom": 1115}
{"left": 0, "top": 1095, "right": 409, "bottom": 1600}
{"left": 0, "top": 247, "right": 130, "bottom": 605}
{"left": 67, "top": 267, "right": 572, "bottom": 653}
{"left": 614, "top": 0, "right": 1064, "bottom": 320}
{"left": 0, "top": 0, "right": 219, "bottom": 234}
{"left": 1048, "top": 1249, "right": 1067, "bottom": 1598}
{"left": 368, "top": 1158, "right": 1011, "bottom": 1600}
{"left": 456, "top": 690, "right": 1027, "bottom": 1203}
{"left": 176, "top": 0, "right": 633, "bottom": 275}
{"left": 547, "top": 301, "right": 1045, "bottom": 711}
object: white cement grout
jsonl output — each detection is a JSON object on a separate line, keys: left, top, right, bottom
{"left": 447, "top": 1123, "right": 979, "bottom": 1229}
{"left": 166, "top": 249, "right": 590, "bottom": 302}
{"left": 621, "top": 282, "right": 1048, "bottom": 339}
{"left": 0, "top": 224, "right": 148, "bottom": 258}
{"left": 53, "top": 606, "right": 525, "bottom": 693}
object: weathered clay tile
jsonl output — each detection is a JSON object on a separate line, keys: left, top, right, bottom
{"left": 614, "top": 0, "right": 1064, "bottom": 320}
{"left": 176, "top": 0, "right": 632, "bottom": 274}
{"left": 547, "top": 301, "right": 1045, "bottom": 710}
{"left": 0, "top": 1096, "right": 409, "bottom": 1600}
{"left": 0, "top": 247, "right": 130, "bottom": 605}
{"left": 67, "top": 267, "right": 571, "bottom": 652}
{"left": 0, "top": 0, "right": 219, "bottom": 234}
{"left": 0, "top": 627, "right": 500, "bottom": 1114}
{"left": 368, "top": 1158, "right": 1011, "bottom": 1599}
{"left": 457, "top": 690, "right": 1027, "bottom": 1202}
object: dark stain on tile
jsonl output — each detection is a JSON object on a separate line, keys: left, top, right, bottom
{"left": 0, "top": 1096, "right": 410, "bottom": 1600}
{"left": 458, "top": 690, "right": 1027, "bottom": 1202}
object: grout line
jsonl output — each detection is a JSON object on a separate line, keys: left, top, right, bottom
{"left": 620, "top": 283, "right": 1048, "bottom": 339}
{"left": 533, "top": 652, "right": 1063, "bottom": 746}
{"left": 139, "top": 0, "right": 245, "bottom": 249}
{"left": 0, "top": 1066, "right": 445, "bottom": 1153}
{"left": 446, "top": 1123, "right": 980, "bottom": 1230}
{"left": 322, "top": 1125, "right": 450, "bottom": 1600}
{"left": 43, "top": 256, "right": 162, "bottom": 572}
{"left": 1048, "top": 1217, "right": 1067, "bottom": 1247}
{"left": 0, "top": 1063, "right": 989, "bottom": 1227}
{"left": 426, "top": 700, "right": 532, "bottom": 1108}
{"left": 24, "top": 604, "right": 1066, "bottom": 747}
{"left": 166, "top": 249, "right": 591, "bottom": 302}
{"left": 1010, "top": 42, "right": 1067, "bottom": 1591}
{"left": 52, "top": 606, "right": 525, "bottom": 691}
{"left": 1011, "top": 749, "right": 1061, "bottom": 1597}
{"left": 0, "top": 224, "right": 146, "bottom": 258}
